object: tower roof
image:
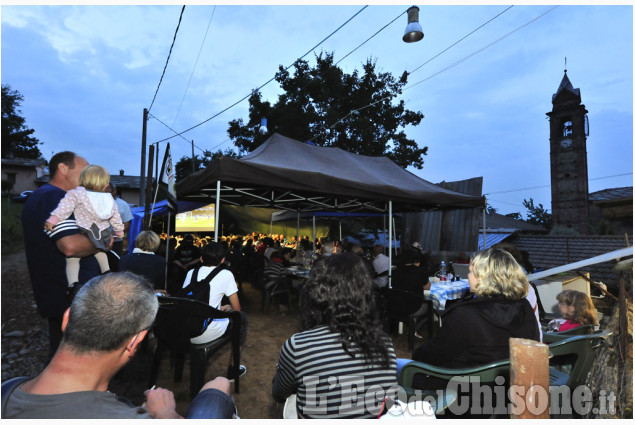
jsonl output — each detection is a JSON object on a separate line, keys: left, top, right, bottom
{"left": 552, "top": 71, "right": 580, "bottom": 101}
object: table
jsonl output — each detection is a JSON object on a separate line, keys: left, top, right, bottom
{"left": 286, "top": 266, "right": 311, "bottom": 279}
{"left": 424, "top": 279, "right": 471, "bottom": 311}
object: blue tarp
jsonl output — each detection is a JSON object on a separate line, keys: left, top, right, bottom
{"left": 127, "top": 199, "right": 206, "bottom": 252}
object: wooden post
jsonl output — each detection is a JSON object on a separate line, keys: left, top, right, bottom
{"left": 509, "top": 338, "right": 550, "bottom": 419}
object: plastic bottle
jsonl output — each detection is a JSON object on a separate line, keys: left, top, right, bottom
{"left": 439, "top": 261, "right": 448, "bottom": 281}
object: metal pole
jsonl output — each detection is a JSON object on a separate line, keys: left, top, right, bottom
{"left": 140, "top": 108, "right": 148, "bottom": 206}
{"left": 214, "top": 180, "right": 220, "bottom": 242}
{"left": 164, "top": 211, "right": 171, "bottom": 291}
{"left": 388, "top": 200, "right": 393, "bottom": 288}
{"left": 312, "top": 215, "right": 316, "bottom": 251}
{"left": 296, "top": 210, "right": 300, "bottom": 251}
{"left": 191, "top": 140, "right": 195, "bottom": 174}
{"left": 143, "top": 144, "right": 155, "bottom": 230}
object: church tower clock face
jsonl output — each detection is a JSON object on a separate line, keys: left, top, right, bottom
{"left": 560, "top": 138, "right": 572, "bottom": 149}
{"left": 546, "top": 70, "right": 590, "bottom": 234}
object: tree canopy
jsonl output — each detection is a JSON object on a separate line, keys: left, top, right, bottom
{"left": 1, "top": 84, "right": 42, "bottom": 159}
{"left": 227, "top": 52, "right": 427, "bottom": 169}
{"left": 523, "top": 198, "right": 552, "bottom": 229}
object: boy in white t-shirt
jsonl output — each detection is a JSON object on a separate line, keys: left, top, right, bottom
{"left": 182, "top": 242, "right": 248, "bottom": 380}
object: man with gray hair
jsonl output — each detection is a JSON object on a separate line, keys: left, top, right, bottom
{"left": 2, "top": 272, "right": 237, "bottom": 419}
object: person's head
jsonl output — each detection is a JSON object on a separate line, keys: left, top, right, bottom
{"left": 62, "top": 272, "right": 158, "bottom": 355}
{"left": 49, "top": 151, "right": 89, "bottom": 190}
{"left": 322, "top": 242, "right": 335, "bottom": 256}
{"left": 301, "top": 253, "right": 391, "bottom": 367}
{"left": 468, "top": 248, "right": 528, "bottom": 300}
{"left": 373, "top": 244, "right": 384, "bottom": 256}
{"left": 79, "top": 165, "right": 110, "bottom": 192}
{"left": 557, "top": 290, "right": 598, "bottom": 325}
{"left": 400, "top": 248, "right": 421, "bottom": 266}
{"left": 201, "top": 242, "right": 226, "bottom": 267}
{"left": 281, "top": 247, "right": 293, "bottom": 262}
{"left": 135, "top": 230, "right": 161, "bottom": 253}
{"left": 182, "top": 234, "right": 194, "bottom": 246}
{"left": 106, "top": 182, "right": 118, "bottom": 199}
{"left": 491, "top": 242, "right": 529, "bottom": 273}
{"left": 351, "top": 244, "right": 364, "bottom": 257}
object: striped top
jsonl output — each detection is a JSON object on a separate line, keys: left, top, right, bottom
{"left": 272, "top": 326, "right": 398, "bottom": 419}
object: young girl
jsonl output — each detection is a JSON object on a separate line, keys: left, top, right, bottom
{"left": 555, "top": 289, "right": 599, "bottom": 332}
{"left": 44, "top": 164, "right": 124, "bottom": 287}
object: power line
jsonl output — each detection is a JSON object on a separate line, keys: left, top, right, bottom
{"left": 307, "top": 5, "right": 523, "bottom": 142}
{"left": 153, "top": 5, "right": 369, "bottom": 144}
{"left": 148, "top": 5, "right": 186, "bottom": 113}
{"left": 407, "top": 5, "right": 513, "bottom": 75}
{"left": 172, "top": 5, "right": 217, "bottom": 128}
{"left": 485, "top": 172, "right": 633, "bottom": 196}
{"left": 406, "top": 6, "right": 559, "bottom": 91}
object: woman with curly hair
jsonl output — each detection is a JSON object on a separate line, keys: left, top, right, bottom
{"left": 272, "top": 253, "right": 397, "bottom": 419}
{"left": 555, "top": 289, "right": 598, "bottom": 331}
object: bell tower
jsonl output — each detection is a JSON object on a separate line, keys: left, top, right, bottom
{"left": 546, "top": 69, "right": 590, "bottom": 234}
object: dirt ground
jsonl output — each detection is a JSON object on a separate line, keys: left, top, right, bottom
{"left": 1, "top": 249, "right": 414, "bottom": 419}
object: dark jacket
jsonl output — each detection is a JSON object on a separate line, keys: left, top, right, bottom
{"left": 413, "top": 295, "right": 539, "bottom": 368}
{"left": 119, "top": 253, "right": 167, "bottom": 290}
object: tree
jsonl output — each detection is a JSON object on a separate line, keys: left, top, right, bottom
{"left": 174, "top": 148, "right": 239, "bottom": 181}
{"left": 2, "top": 84, "right": 42, "bottom": 159}
{"left": 504, "top": 212, "right": 523, "bottom": 220}
{"left": 486, "top": 203, "right": 498, "bottom": 214}
{"left": 227, "top": 52, "right": 427, "bottom": 169}
{"left": 523, "top": 198, "right": 551, "bottom": 228}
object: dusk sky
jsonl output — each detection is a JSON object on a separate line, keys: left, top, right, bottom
{"left": 1, "top": 2, "right": 632, "bottom": 216}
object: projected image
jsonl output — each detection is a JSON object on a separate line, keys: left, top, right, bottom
{"left": 175, "top": 204, "right": 215, "bottom": 233}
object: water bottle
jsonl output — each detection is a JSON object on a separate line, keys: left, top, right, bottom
{"left": 439, "top": 261, "right": 448, "bottom": 281}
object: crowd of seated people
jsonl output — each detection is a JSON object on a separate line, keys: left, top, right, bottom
{"left": 12, "top": 221, "right": 571, "bottom": 419}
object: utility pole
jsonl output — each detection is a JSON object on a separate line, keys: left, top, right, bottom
{"left": 140, "top": 108, "right": 148, "bottom": 206}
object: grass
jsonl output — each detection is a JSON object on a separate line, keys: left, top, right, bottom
{"left": 1, "top": 197, "right": 24, "bottom": 255}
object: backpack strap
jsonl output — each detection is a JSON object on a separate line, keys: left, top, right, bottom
{"left": 182, "top": 264, "right": 226, "bottom": 296}
{"left": 1, "top": 377, "right": 28, "bottom": 418}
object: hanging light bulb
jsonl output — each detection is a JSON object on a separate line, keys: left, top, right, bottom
{"left": 259, "top": 117, "right": 268, "bottom": 135}
{"left": 403, "top": 6, "right": 424, "bottom": 43}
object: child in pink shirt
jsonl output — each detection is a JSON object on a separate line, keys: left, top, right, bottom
{"left": 45, "top": 164, "right": 124, "bottom": 287}
{"left": 555, "top": 289, "right": 599, "bottom": 332}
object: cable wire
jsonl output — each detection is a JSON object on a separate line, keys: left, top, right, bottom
{"left": 148, "top": 5, "right": 186, "bottom": 113}
{"left": 406, "top": 6, "right": 558, "bottom": 91}
{"left": 407, "top": 5, "right": 513, "bottom": 75}
{"left": 153, "top": 5, "right": 369, "bottom": 144}
{"left": 171, "top": 6, "right": 216, "bottom": 127}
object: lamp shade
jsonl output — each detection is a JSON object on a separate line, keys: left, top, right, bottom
{"left": 259, "top": 117, "right": 268, "bottom": 135}
{"left": 403, "top": 6, "right": 424, "bottom": 43}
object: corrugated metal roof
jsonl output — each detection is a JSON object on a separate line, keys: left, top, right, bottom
{"left": 589, "top": 187, "right": 633, "bottom": 203}
{"left": 478, "top": 233, "right": 513, "bottom": 250}
{"left": 510, "top": 234, "right": 632, "bottom": 288}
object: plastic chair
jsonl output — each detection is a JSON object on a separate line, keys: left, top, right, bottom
{"left": 542, "top": 324, "right": 595, "bottom": 344}
{"left": 386, "top": 288, "right": 432, "bottom": 351}
{"left": 547, "top": 330, "right": 612, "bottom": 388}
{"left": 261, "top": 276, "right": 292, "bottom": 313}
{"left": 148, "top": 296, "right": 242, "bottom": 398}
{"left": 397, "top": 358, "right": 511, "bottom": 416}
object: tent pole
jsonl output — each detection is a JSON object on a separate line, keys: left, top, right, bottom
{"left": 164, "top": 211, "right": 171, "bottom": 291}
{"left": 339, "top": 220, "right": 342, "bottom": 242}
{"left": 214, "top": 180, "right": 220, "bottom": 242}
{"left": 388, "top": 201, "right": 393, "bottom": 289}
{"left": 296, "top": 210, "right": 300, "bottom": 254}
{"left": 312, "top": 215, "right": 316, "bottom": 251}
